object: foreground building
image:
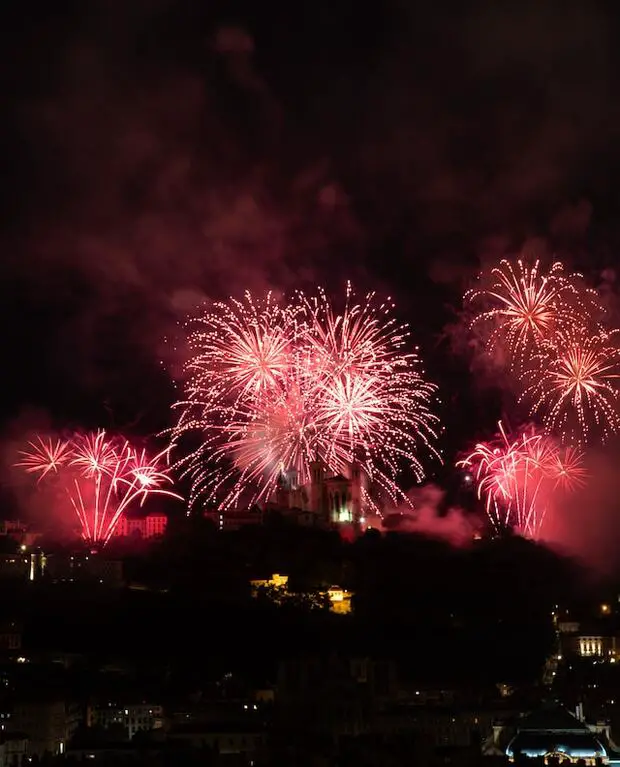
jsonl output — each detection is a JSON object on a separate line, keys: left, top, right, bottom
{"left": 505, "top": 705, "right": 609, "bottom": 765}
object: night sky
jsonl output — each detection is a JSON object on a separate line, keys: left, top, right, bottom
{"left": 2, "top": 0, "right": 620, "bottom": 466}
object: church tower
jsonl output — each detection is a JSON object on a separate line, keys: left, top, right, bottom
{"left": 275, "top": 472, "right": 289, "bottom": 508}
{"left": 309, "top": 457, "right": 325, "bottom": 517}
{"left": 350, "top": 461, "right": 362, "bottom": 523}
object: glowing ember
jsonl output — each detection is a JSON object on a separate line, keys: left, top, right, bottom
{"left": 171, "top": 284, "right": 440, "bottom": 511}
{"left": 17, "top": 431, "right": 182, "bottom": 547}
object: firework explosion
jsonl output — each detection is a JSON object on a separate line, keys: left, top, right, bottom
{"left": 17, "top": 431, "right": 181, "bottom": 547}
{"left": 520, "top": 327, "right": 620, "bottom": 446}
{"left": 171, "top": 285, "right": 440, "bottom": 512}
{"left": 466, "top": 256, "right": 620, "bottom": 446}
{"left": 458, "top": 422, "right": 586, "bottom": 538}
{"left": 466, "top": 258, "right": 598, "bottom": 370}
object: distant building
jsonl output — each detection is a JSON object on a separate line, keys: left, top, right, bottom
{"left": 11, "top": 698, "right": 81, "bottom": 758}
{"left": 45, "top": 554, "right": 124, "bottom": 587}
{"left": 112, "top": 513, "right": 167, "bottom": 539}
{"left": 167, "top": 721, "right": 266, "bottom": 754}
{"left": 276, "top": 655, "right": 397, "bottom": 735}
{"left": 88, "top": 702, "right": 163, "bottom": 740}
{"left": 0, "top": 520, "right": 40, "bottom": 548}
{"left": 558, "top": 620, "right": 617, "bottom": 661}
{"left": 376, "top": 704, "right": 496, "bottom": 747}
{"left": 326, "top": 586, "right": 353, "bottom": 615}
{"left": 0, "top": 733, "right": 28, "bottom": 766}
{"left": 250, "top": 573, "right": 289, "bottom": 596}
{"left": 250, "top": 573, "right": 353, "bottom": 614}
{"left": 0, "top": 555, "right": 30, "bottom": 581}
{"left": 204, "top": 507, "right": 264, "bottom": 531}
{"left": 0, "top": 622, "right": 21, "bottom": 652}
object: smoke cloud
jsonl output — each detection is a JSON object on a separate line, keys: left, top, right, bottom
{"left": 541, "top": 446, "right": 620, "bottom": 576}
{"left": 386, "top": 484, "right": 479, "bottom": 547}
{"left": 0, "top": 409, "right": 74, "bottom": 533}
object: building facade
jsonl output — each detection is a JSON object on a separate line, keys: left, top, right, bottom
{"left": 11, "top": 699, "right": 81, "bottom": 758}
{"left": 112, "top": 513, "right": 167, "bottom": 539}
{"left": 274, "top": 459, "right": 368, "bottom": 526}
{"left": 88, "top": 703, "right": 163, "bottom": 740}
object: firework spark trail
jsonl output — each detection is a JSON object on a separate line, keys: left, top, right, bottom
{"left": 171, "top": 284, "right": 440, "bottom": 513}
{"left": 18, "top": 437, "right": 72, "bottom": 481}
{"left": 520, "top": 327, "right": 620, "bottom": 446}
{"left": 458, "top": 422, "right": 586, "bottom": 538}
{"left": 466, "top": 258, "right": 600, "bottom": 371}
{"left": 16, "top": 431, "right": 181, "bottom": 547}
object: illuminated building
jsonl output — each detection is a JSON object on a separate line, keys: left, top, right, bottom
{"left": 578, "top": 636, "right": 612, "bottom": 658}
{"left": 203, "top": 460, "right": 372, "bottom": 531}
{"left": 505, "top": 705, "right": 609, "bottom": 765}
{"left": 250, "top": 573, "right": 353, "bottom": 613}
{"left": 326, "top": 586, "right": 353, "bottom": 614}
{"left": 558, "top": 620, "right": 617, "bottom": 662}
{"left": 275, "top": 459, "right": 367, "bottom": 526}
{"left": 112, "top": 512, "right": 167, "bottom": 539}
{"left": 250, "top": 573, "right": 289, "bottom": 596}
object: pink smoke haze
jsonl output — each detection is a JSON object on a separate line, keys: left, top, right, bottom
{"left": 386, "top": 484, "right": 479, "bottom": 547}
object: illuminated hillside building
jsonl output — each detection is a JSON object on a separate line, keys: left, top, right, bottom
{"left": 275, "top": 459, "right": 368, "bottom": 526}
{"left": 250, "top": 573, "right": 353, "bottom": 614}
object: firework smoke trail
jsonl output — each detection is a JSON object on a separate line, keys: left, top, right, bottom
{"left": 16, "top": 431, "right": 182, "bottom": 547}
{"left": 520, "top": 327, "right": 620, "bottom": 447}
{"left": 171, "top": 285, "right": 440, "bottom": 512}
{"left": 458, "top": 422, "right": 586, "bottom": 538}
{"left": 466, "top": 259, "right": 599, "bottom": 371}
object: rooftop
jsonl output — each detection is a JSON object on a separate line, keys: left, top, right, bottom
{"left": 506, "top": 705, "right": 608, "bottom": 760}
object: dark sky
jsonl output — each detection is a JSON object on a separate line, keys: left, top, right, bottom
{"left": 1, "top": 0, "right": 620, "bottom": 462}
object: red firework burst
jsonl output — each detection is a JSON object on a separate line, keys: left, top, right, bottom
{"left": 17, "top": 431, "right": 181, "bottom": 547}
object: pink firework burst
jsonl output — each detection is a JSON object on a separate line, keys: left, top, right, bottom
{"left": 466, "top": 258, "right": 598, "bottom": 371}
{"left": 520, "top": 327, "right": 620, "bottom": 446}
{"left": 458, "top": 422, "right": 586, "bottom": 538}
{"left": 16, "top": 437, "right": 72, "bottom": 481}
{"left": 17, "top": 430, "right": 182, "bottom": 547}
{"left": 171, "top": 284, "right": 440, "bottom": 513}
